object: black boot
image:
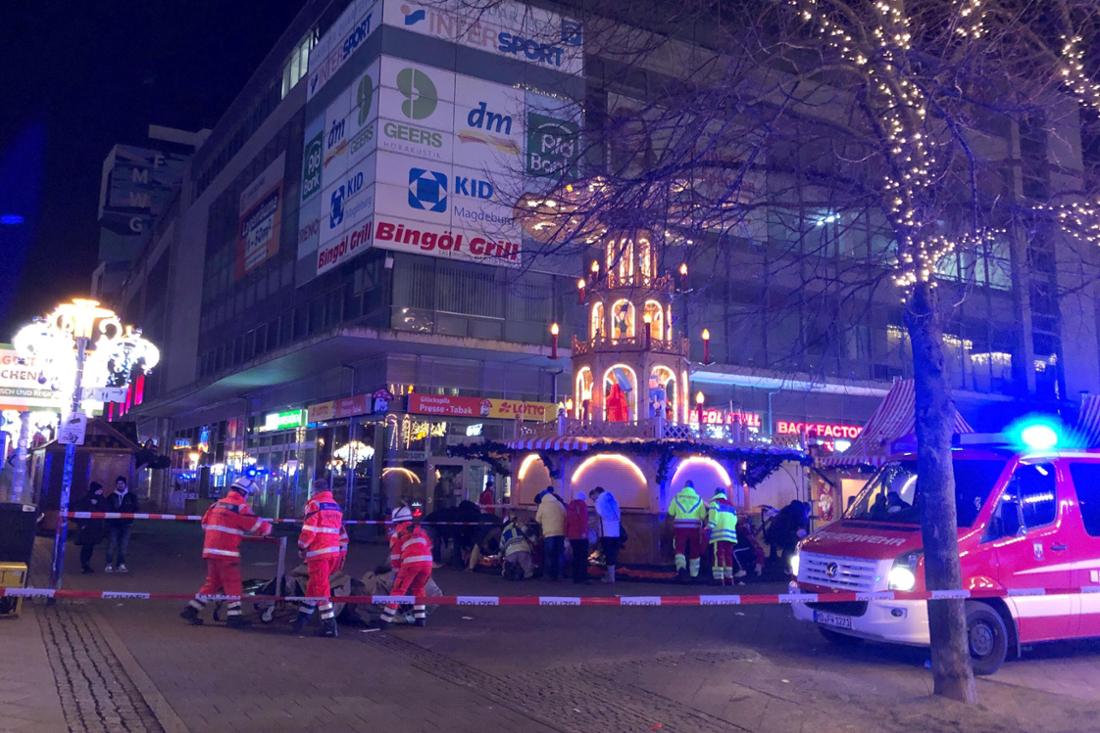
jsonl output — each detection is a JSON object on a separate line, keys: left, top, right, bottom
{"left": 320, "top": 619, "right": 339, "bottom": 638}
{"left": 226, "top": 615, "right": 251, "bottom": 629}
{"left": 290, "top": 612, "right": 311, "bottom": 635}
{"left": 179, "top": 606, "right": 204, "bottom": 625}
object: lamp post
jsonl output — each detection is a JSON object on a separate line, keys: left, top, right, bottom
{"left": 550, "top": 322, "right": 560, "bottom": 359}
{"left": 13, "top": 298, "right": 159, "bottom": 589}
{"left": 701, "top": 328, "right": 711, "bottom": 364}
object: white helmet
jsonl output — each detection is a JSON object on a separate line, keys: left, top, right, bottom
{"left": 230, "top": 476, "right": 256, "bottom": 495}
{"left": 391, "top": 506, "right": 414, "bottom": 523}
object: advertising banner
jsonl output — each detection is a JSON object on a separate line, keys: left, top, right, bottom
{"left": 235, "top": 153, "right": 285, "bottom": 279}
{"left": 307, "top": 0, "right": 380, "bottom": 100}
{"left": 776, "top": 420, "right": 863, "bottom": 440}
{"left": 0, "top": 347, "right": 57, "bottom": 411}
{"left": 297, "top": 1, "right": 583, "bottom": 283}
{"left": 407, "top": 394, "right": 557, "bottom": 421}
{"left": 382, "top": 0, "right": 583, "bottom": 75}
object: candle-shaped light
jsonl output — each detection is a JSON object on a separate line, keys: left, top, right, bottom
{"left": 678, "top": 261, "right": 688, "bottom": 290}
{"left": 577, "top": 277, "right": 586, "bottom": 304}
{"left": 701, "top": 327, "right": 711, "bottom": 364}
{"left": 643, "top": 312, "right": 653, "bottom": 349}
{"left": 589, "top": 259, "right": 600, "bottom": 284}
{"left": 695, "top": 390, "right": 705, "bottom": 425}
{"left": 565, "top": 397, "right": 575, "bottom": 415}
{"left": 550, "top": 322, "right": 560, "bottom": 359}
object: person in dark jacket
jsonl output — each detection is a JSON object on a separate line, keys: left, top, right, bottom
{"left": 105, "top": 476, "right": 138, "bottom": 573}
{"left": 74, "top": 482, "right": 107, "bottom": 574}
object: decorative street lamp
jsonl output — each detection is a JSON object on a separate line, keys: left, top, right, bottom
{"left": 13, "top": 298, "right": 159, "bottom": 589}
{"left": 550, "top": 322, "right": 560, "bottom": 359}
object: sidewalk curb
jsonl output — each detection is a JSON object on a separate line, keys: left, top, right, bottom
{"left": 89, "top": 608, "right": 190, "bottom": 733}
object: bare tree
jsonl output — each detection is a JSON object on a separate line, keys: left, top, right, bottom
{"left": 446, "top": 0, "right": 1100, "bottom": 702}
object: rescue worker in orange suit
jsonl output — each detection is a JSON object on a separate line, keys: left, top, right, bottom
{"left": 379, "top": 505, "right": 434, "bottom": 628}
{"left": 291, "top": 479, "right": 349, "bottom": 637}
{"left": 180, "top": 476, "right": 271, "bottom": 627}
{"left": 667, "top": 480, "right": 706, "bottom": 582}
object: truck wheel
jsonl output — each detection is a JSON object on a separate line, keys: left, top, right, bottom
{"left": 965, "top": 602, "right": 1008, "bottom": 675}
{"left": 819, "top": 626, "right": 863, "bottom": 645}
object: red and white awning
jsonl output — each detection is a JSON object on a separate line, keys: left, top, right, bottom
{"left": 505, "top": 437, "right": 593, "bottom": 452}
{"left": 1077, "top": 394, "right": 1100, "bottom": 448}
{"left": 821, "top": 379, "right": 974, "bottom": 467}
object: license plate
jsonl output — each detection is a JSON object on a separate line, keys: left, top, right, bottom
{"left": 814, "top": 610, "right": 854, "bottom": 630}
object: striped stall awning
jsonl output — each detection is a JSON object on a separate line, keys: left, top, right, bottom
{"left": 821, "top": 379, "right": 974, "bottom": 468}
{"left": 505, "top": 437, "right": 593, "bottom": 452}
{"left": 1077, "top": 394, "right": 1100, "bottom": 448}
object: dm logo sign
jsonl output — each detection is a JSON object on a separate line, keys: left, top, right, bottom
{"left": 526, "top": 112, "right": 579, "bottom": 178}
{"left": 408, "top": 168, "right": 447, "bottom": 213}
{"left": 301, "top": 132, "right": 323, "bottom": 201}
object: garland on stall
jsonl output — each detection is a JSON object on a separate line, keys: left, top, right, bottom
{"left": 448, "top": 439, "right": 810, "bottom": 489}
{"left": 537, "top": 451, "right": 562, "bottom": 479}
{"left": 444, "top": 443, "right": 513, "bottom": 477}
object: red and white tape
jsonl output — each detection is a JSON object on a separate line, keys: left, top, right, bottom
{"left": 63, "top": 512, "right": 496, "bottom": 527}
{"left": 4, "top": 586, "right": 1096, "bottom": 606}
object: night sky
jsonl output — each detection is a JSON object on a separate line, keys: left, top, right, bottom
{"left": 0, "top": 1, "right": 306, "bottom": 338}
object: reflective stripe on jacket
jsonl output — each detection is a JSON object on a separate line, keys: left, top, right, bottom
{"left": 391, "top": 525, "right": 434, "bottom": 568}
{"left": 201, "top": 492, "right": 271, "bottom": 559}
{"left": 298, "top": 491, "right": 348, "bottom": 560}
{"left": 668, "top": 487, "right": 706, "bottom": 528}
{"left": 707, "top": 498, "right": 738, "bottom": 544}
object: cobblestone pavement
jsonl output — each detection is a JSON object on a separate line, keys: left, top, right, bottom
{"left": 31, "top": 524, "right": 1100, "bottom": 732}
{"left": 0, "top": 607, "right": 68, "bottom": 732}
{"left": 36, "top": 604, "right": 164, "bottom": 733}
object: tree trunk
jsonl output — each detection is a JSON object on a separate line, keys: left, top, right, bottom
{"left": 904, "top": 282, "right": 977, "bottom": 704}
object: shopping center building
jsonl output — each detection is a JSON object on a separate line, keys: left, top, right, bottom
{"left": 108, "top": 0, "right": 1100, "bottom": 519}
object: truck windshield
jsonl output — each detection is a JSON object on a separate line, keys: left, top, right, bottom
{"left": 846, "top": 458, "right": 1007, "bottom": 527}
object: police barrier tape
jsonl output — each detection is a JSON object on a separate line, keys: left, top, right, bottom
{"left": 5, "top": 586, "right": 1100, "bottom": 606}
{"left": 62, "top": 512, "right": 496, "bottom": 526}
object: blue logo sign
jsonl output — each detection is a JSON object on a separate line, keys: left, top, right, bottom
{"left": 498, "top": 32, "right": 565, "bottom": 67}
{"left": 330, "top": 187, "right": 345, "bottom": 227}
{"left": 402, "top": 4, "right": 426, "bottom": 25}
{"left": 561, "top": 19, "right": 583, "bottom": 46}
{"left": 408, "top": 168, "right": 447, "bottom": 213}
{"left": 454, "top": 175, "right": 493, "bottom": 200}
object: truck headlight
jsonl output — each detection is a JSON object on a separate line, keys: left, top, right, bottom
{"left": 789, "top": 552, "right": 800, "bottom": 577}
{"left": 888, "top": 550, "right": 922, "bottom": 591}
{"left": 888, "top": 565, "right": 916, "bottom": 591}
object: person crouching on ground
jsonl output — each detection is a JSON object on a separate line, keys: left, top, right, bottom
{"left": 500, "top": 512, "right": 535, "bottom": 580}
{"left": 179, "top": 476, "right": 272, "bottom": 627}
{"left": 291, "top": 478, "right": 348, "bottom": 638}
{"left": 380, "top": 505, "right": 434, "bottom": 628}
